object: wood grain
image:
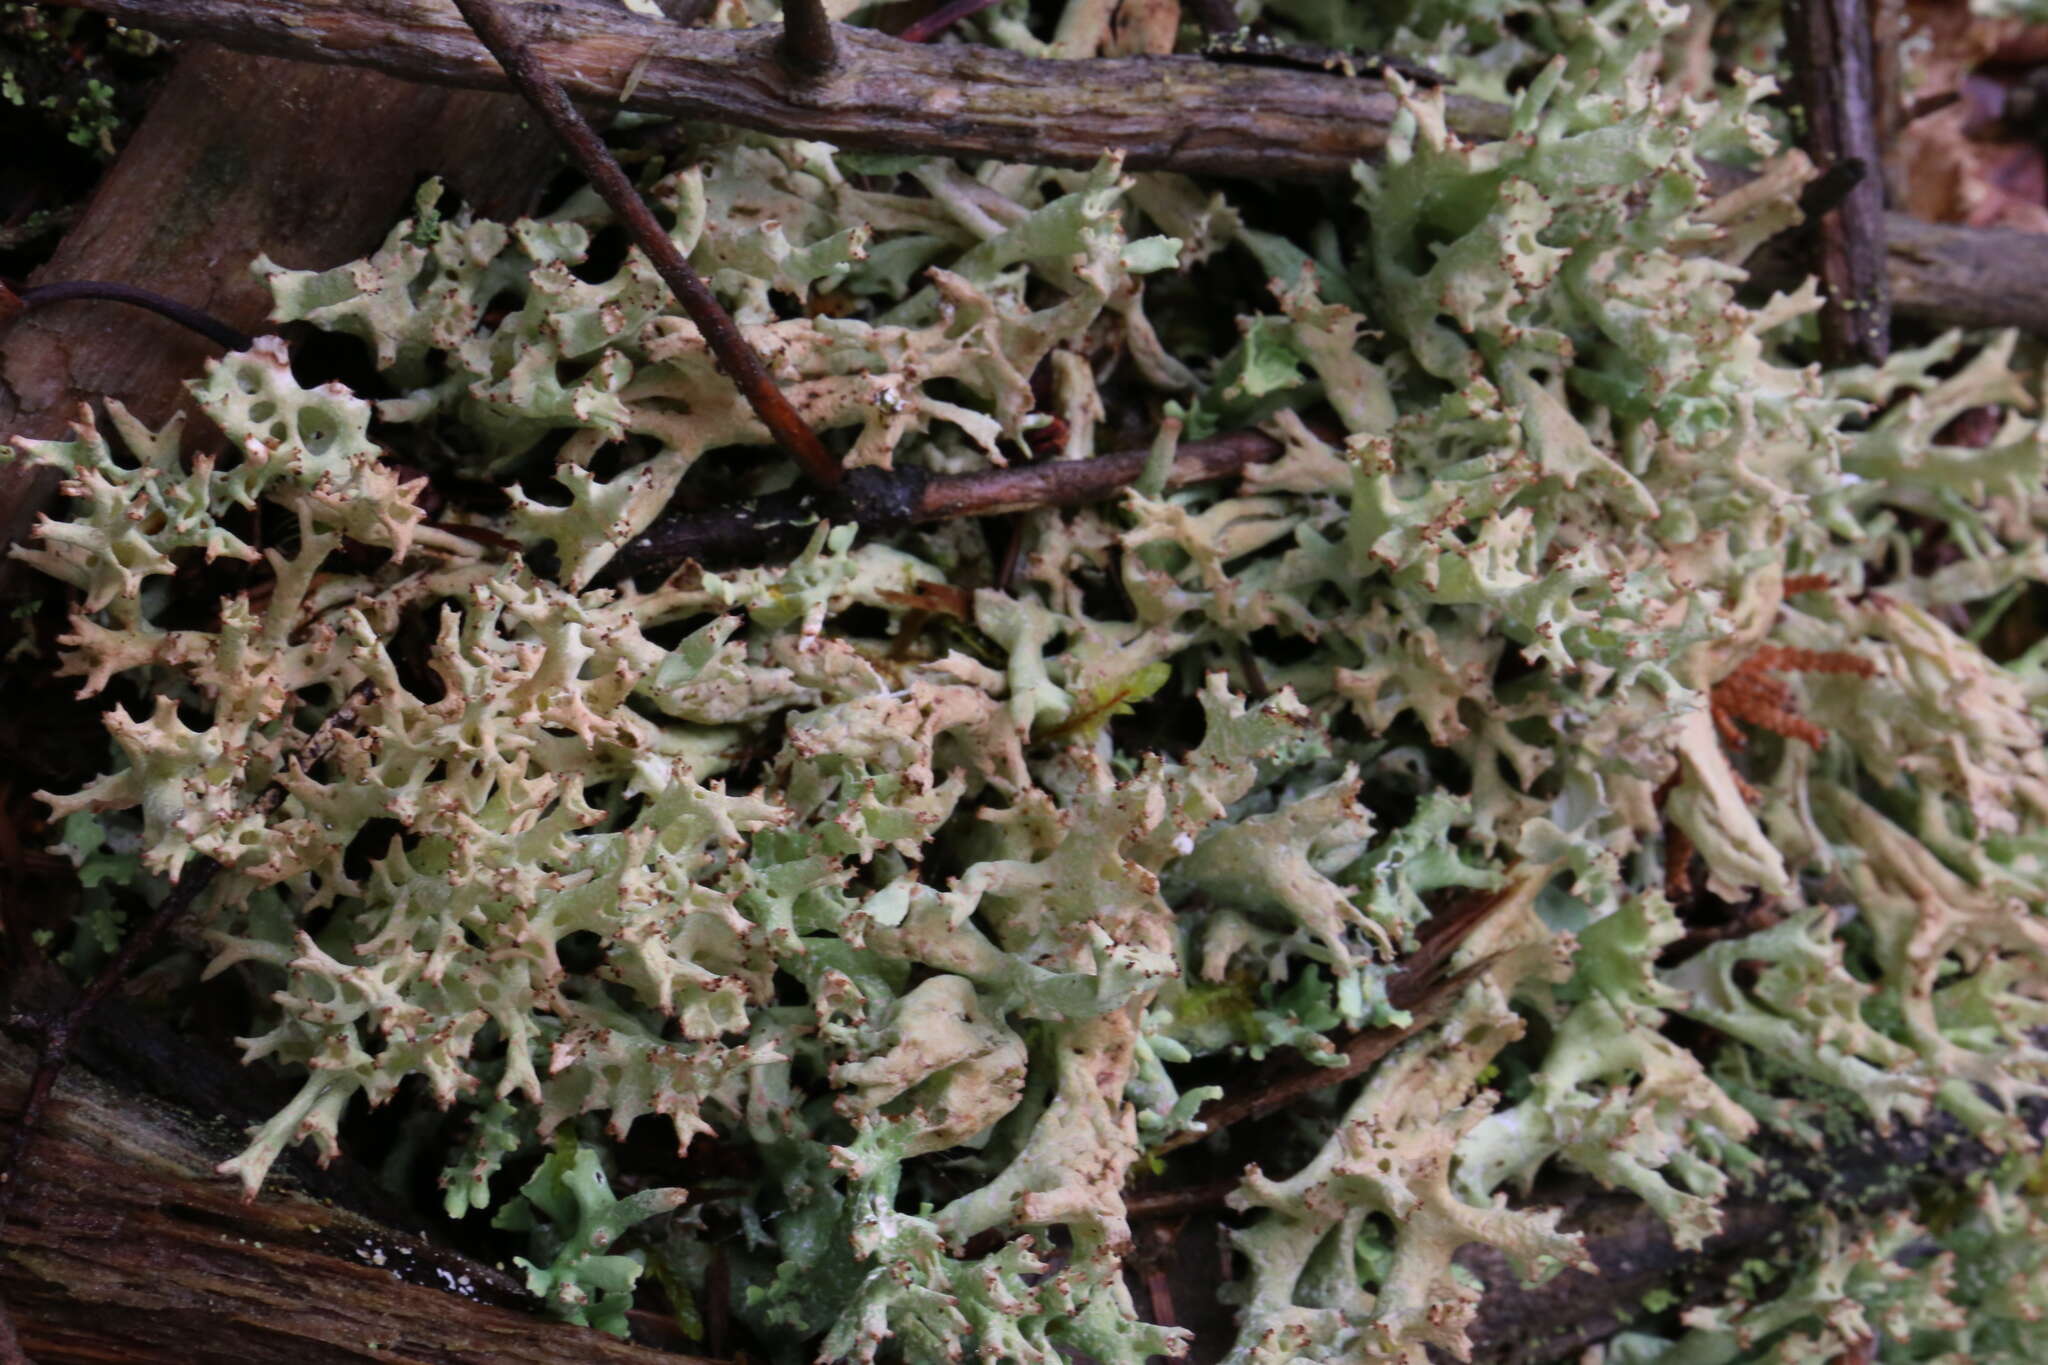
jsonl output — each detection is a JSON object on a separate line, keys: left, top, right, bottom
{"left": 44, "top": 0, "right": 1514, "bottom": 181}
{"left": 0, "top": 1034, "right": 705, "bottom": 1364}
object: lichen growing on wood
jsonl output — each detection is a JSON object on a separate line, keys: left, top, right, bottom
{"left": 14, "top": 0, "right": 2048, "bottom": 1359}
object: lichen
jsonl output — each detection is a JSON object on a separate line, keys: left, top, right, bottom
{"left": 15, "top": 0, "right": 2048, "bottom": 1358}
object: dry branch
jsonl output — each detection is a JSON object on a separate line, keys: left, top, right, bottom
{"left": 37, "top": 0, "right": 2048, "bottom": 336}
{"left": 601, "top": 426, "right": 1289, "bottom": 578}
{"left": 42, "top": 0, "right": 1510, "bottom": 180}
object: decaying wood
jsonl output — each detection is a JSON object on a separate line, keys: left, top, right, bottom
{"left": 1462, "top": 1099, "right": 2048, "bottom": 1363}
{"left": 0, "top": 1034, "right": 707, "bottom": 1365}
{"left": 40, "top": 0, "right": 2048, "bottom": 338}
{"left": 0, "top": 40, "right": 558, "bottom": 562}
{"left": 1124, "top": 1089, "right": 2048, "bottom": 1364}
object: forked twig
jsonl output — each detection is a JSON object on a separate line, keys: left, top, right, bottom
{"left": 449, "top": 0, "right": 842, "bottom": 492}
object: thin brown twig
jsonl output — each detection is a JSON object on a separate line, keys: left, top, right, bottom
{"left": 448, "top": 0, "right": 842, "bottom": 492}
{"left": 1, "top": 280, "right": 254, "bottom": 351}
{"left": 898, "top": 0, "right": 1003, "bottom": 44}
{"left": 1904, "top": 88, "right": 1961, "bottom": 123}
{"left": 0, "top": 682, "right": 375, "bottom": 1228}
{"left": 1124, "top": 1177, "right": 1245, "bottom": 1222}
{"left": 1147, "top": 959, "right": 1490, "bottom": 1163}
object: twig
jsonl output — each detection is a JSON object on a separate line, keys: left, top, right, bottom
{"left": 1784, "top": 0, "right": 1890, "bottom": 364}
{"left": 0, "top": 280, "right": 254, "bottom": 352}
{"left": 1795, "top": 157, "right": 1868, "bottom": 222}
{"left": 778, "top": 0, "right": 837, "bottom": 75}
{"left": 601, "top": 427, "right": 1284, "bottom": 580}
{"left": 0, "top": 682, "right": 375, "bottom": 1227}
{"left": 898, "top": 0, "right": 1004, "bottom": 43}
{"left": 1903, "top": 88, "right": 1960, "bottom": 123}
{"left": 1125, "top": 1177, "right": 1244, "bottom": 1222}
{"left": 448, "top": 0, "right": 842, "bottom": 491}
{"left": 915, "top": 426, "right": 1282, "bottom": 520}
{"left": 1147, "top": 960, "right": 1487, "bottom": 1158}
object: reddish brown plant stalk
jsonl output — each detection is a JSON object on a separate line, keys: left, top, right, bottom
{"left": 898, "top": 0, "right": 1005, "bottom": 43}
{"left": 448, "top": 0, "right": 842, "bottom": 492}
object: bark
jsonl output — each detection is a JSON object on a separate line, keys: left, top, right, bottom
{"left": 0, "top": 1031, "right": 705, "bottom": 1365}
{"left": 598, "top": 427, "right": 1292, "bottom": 578}
{"left": 1880, "top": 213, "right": 2048, "bottom": 331}
{"left": 1784, "top": 0, "right": 1889, "bottom": 363}
{"left": 0, "top": 41, "right": 558, "bottom": 568}
{"left": 38, "top": 0, "right": 2048, "bottom": 337}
